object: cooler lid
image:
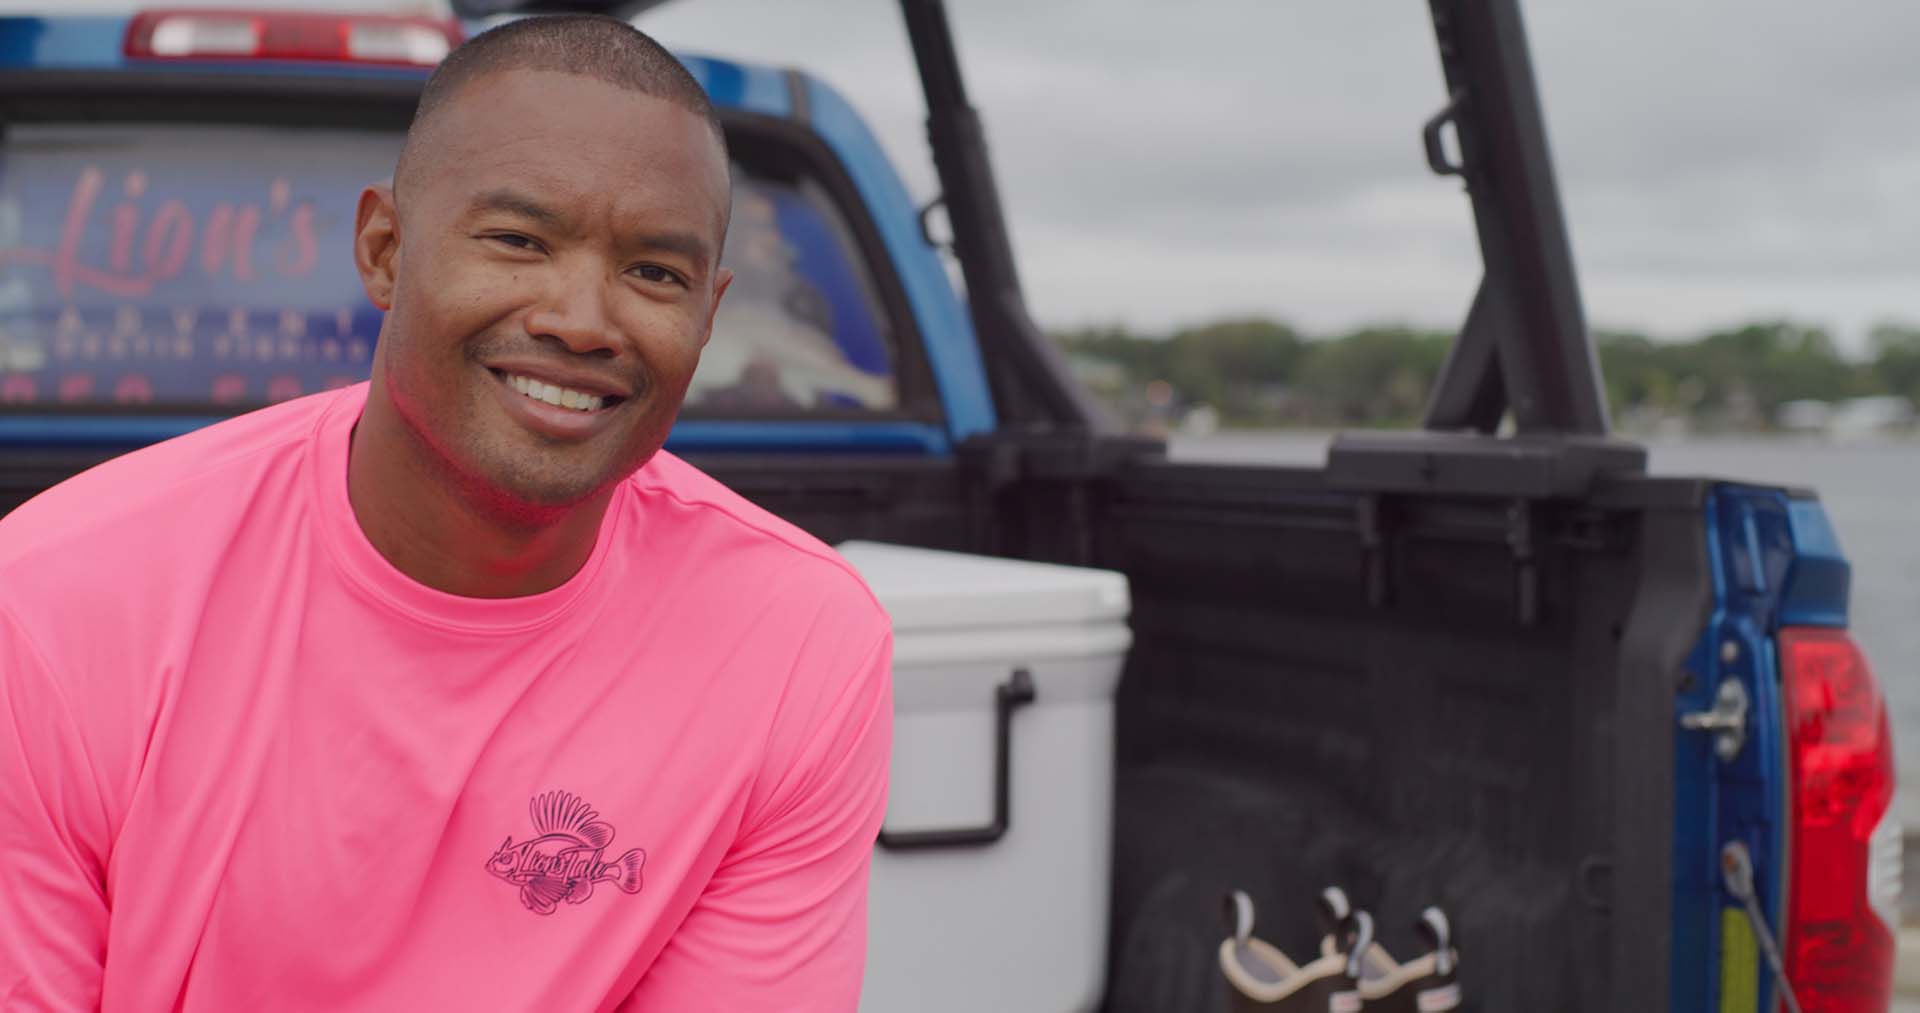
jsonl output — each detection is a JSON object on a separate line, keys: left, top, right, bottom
{"left": 835, "top": 540, "right": 1130, "bottom": 633}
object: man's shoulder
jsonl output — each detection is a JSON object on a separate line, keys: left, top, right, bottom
{"left": 627, "top": 451, "right": 886, "bottom": 626}
{"left": 0, "top": 388, "right": 345, "bottom": 573}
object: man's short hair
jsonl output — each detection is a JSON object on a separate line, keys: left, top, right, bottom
{"left": 395, "top": 14, "right": 725, "bottom": 196}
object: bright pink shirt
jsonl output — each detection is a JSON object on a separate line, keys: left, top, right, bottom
{"left": 0, "top": 384, "right": 893, "bottom": 1011}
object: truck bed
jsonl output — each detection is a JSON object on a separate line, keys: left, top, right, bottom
{"left": 702, "top": 451, "right": 1716, "bottom": 1011}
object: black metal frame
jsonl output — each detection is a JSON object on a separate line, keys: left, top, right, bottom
{"left": 1419, "top": 0, "right": 1610, "bottom": 437}
{"left": 894, "top": 0, "right": 1623, "bottom": 442}
{"left": 1329, "top": 0, "right": 1649, "bottom": 497}
{"left": 889, "top": 0, "right": 1649, "bottom": 493}
{"left": 894, "top": 0, "right": 1112, "bottom": 435}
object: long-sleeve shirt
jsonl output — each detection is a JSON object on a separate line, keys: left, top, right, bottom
{"left": 0, "top": 383, "right": 893, "bottom": 1011}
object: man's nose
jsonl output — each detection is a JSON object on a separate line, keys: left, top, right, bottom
{"left": 524, "top": 262, "right": 621, "bottom": 358}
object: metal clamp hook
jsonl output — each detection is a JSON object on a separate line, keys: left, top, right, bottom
{"left": 1680, "top": 677, "right": 1748, "bottom": 761}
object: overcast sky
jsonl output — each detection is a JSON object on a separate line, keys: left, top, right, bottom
{"left": 15, "top": 0, "right": 1917, "bottom": 352}
{"left": 637, "top": 0, "right": 1920, "bottom": 353}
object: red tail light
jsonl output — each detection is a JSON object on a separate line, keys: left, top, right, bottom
{"left": 1779, "top": 626, "right": 1899, "bottom": 1011}
{"left": 124, "top": 9, "right": 459, "bottom": 67}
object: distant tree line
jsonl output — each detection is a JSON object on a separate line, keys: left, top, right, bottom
{"left": 1054, "top": 317, "right": 1920, "bottom": 431}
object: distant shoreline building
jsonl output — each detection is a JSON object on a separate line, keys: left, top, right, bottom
{"left": 1777, "top": 396, "right": 1914, "bottom": 440}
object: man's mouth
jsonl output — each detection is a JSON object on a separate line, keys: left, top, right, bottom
{"left": 490, "top": 369, "right": 627, "bottom": 414}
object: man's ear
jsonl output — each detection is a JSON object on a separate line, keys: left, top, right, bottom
{"left": 698, "top": 266, "right": 733, "bottom": 351}
{"left": 699, "top": 267, "right": 733, "bottom": 350}
{"left": 354, "top": 183, "right": 400, "bottom": 311}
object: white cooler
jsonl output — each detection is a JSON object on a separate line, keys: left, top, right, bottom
{"left": 836, "top": 541, "right": 1131, "bottom": 1013}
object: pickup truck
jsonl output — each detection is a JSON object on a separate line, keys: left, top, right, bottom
{"left": 0, "top": 2, "right": 1900, "bottom": 1011}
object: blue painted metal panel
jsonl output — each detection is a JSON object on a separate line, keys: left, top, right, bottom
{"left": 1718, "top": 486, "right": 1792, "bottom": 1013}
{"left": 666, "top": 419, "right": 949, "bottom": 454}
{"left": 678, "top": 53, "right": 791, "bottom": 120}
{"left": 1672, "top": 484, "right": 1843, "bottom": 1012}
{"left": 0, "top": 16, "right": 126, "bottom": 70}
{"left": 0, "top": 414, "right": 223, "bottom": 447}
{"left": 1780, "top": 498, "right": 1850, "bottom": 628}
{"left": 800, "top": 74, "right": 997, "bottom": 442}
{"left": 1669, "top": 517, "right": 1722, "bottom": 1013}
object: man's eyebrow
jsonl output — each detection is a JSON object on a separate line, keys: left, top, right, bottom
{"left": 628, "top": 230, "right": 714, "bottom": 267}
{"left": 467, "top": 188, "right": 567, "bottom": 229}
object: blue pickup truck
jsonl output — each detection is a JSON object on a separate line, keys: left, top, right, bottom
{"left": 0, "top": 2, "right": 1900, "bottom": 1010}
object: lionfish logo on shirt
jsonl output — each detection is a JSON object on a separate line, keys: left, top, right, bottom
{"left": 486, "top": 790, "right": 646, "bottom": 915}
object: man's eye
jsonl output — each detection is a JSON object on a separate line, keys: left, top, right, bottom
{"left": 633, "top": 264, "right": 684, "bottom": 286}
{"left": 487, "top": 233, "right": 541, "bottom": 252}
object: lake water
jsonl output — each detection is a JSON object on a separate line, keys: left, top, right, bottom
{"left": 1168, "top": 430, "right": 1920, "bottom": 828}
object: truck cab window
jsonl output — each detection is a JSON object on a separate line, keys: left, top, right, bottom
{"left": 689, "top": 165, "right": 899, "bottom": 416}
{"left": 0, "top": 122, "right": 398, "bottom": 411}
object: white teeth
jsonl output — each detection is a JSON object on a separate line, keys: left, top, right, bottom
{"left": 502, "top": 373, "right": 605, "bottom": 412}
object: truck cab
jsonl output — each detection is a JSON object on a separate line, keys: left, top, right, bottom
{"left": 0, "top": 3, "right": 1900, "bottom": 1010}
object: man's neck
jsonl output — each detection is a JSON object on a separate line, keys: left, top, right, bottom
{"left": 345, "top": 394, "right": 612, "bottom": 600}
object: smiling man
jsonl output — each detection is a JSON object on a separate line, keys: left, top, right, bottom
{"left": 0, "top": 15, "right": 892, "bottom": 1011}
